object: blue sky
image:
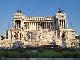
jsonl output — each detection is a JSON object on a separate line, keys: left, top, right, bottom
{"left": 0, "top": 0, "right": 80, "bottom": 35}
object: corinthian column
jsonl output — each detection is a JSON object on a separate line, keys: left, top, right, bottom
{"left": 61, "top": 21, "right": 62, "bottom": 28}
{"left": 64, "top": 20, "right": 65, "bottom": 28}
{"left": 63, "top": 20, "right": 64, "bottom": 28}
{"left": 36, "top": 22, "right": 37, "bottom": 30}
{"left": 37, "top": 22, "right": 38, "bottom": 30}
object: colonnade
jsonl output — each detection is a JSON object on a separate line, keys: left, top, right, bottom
{"left": 59, "top": 20, "right": 66, "bottom": 28}
{"left": 15, "top": 20, "right": 21, "bottom": 29}
{"left": 24, "top": 22, "right": 53, "bottom": 30}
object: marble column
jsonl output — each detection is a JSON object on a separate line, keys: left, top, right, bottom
{"left": 61, "top": 20, "right": 62, "bottom": 28}
{"left": 34, "top": 22, "right": 35, "bottom": 30}
{"left": 28, "top": 22, "right": 29, "bottom": 29}
{"left": 63, "top": 20, "right": 64, "bottom": 28}
{"left": 62, "top": 20, "right": 63, "bottom": 28}
{"left": 61, "top": 21, "right": 62, "bottom": 28}
{"left": 29, "top": 22, "right": 31, "bottom": 30}
{"left": 33, "top": 22, "right": 34, "bottom": 30}
{"left": 37, "top": 22, "right": 39, "bottom": 30}
{"left": 31, "top": 22, "right": 33, "bottom": 29}
{"left": 64, "top": 20, "right": 65, "bottom": 28}
{"left": 17, "top": 22, "right": 18, "bottom": 29}
{"left": 37, "top": 22, "right": 38, "bottom": 30}
{"left": 46, "top": 22, "right": 48, "bottom": 29}
{"left": 16, "top": 22, "right": 18, "bottom": 28}
{"left": 27, "top": 22, "right": 28, "bottom": 30}
{"left": 46, "top": 22, "right": 47, "bottom": 29}
{"left": 36, "top": 22, "right": 37, "bottom": 30}
{"left": 32, "top": 22, "right": 33, "bottom": 30}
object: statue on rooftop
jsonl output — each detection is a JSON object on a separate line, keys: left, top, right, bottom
{"left": 58, "top": 8, "right": 64, "bottom": 13}
{"left": 17, "top": 9, "right": 22, "bottom": 13}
